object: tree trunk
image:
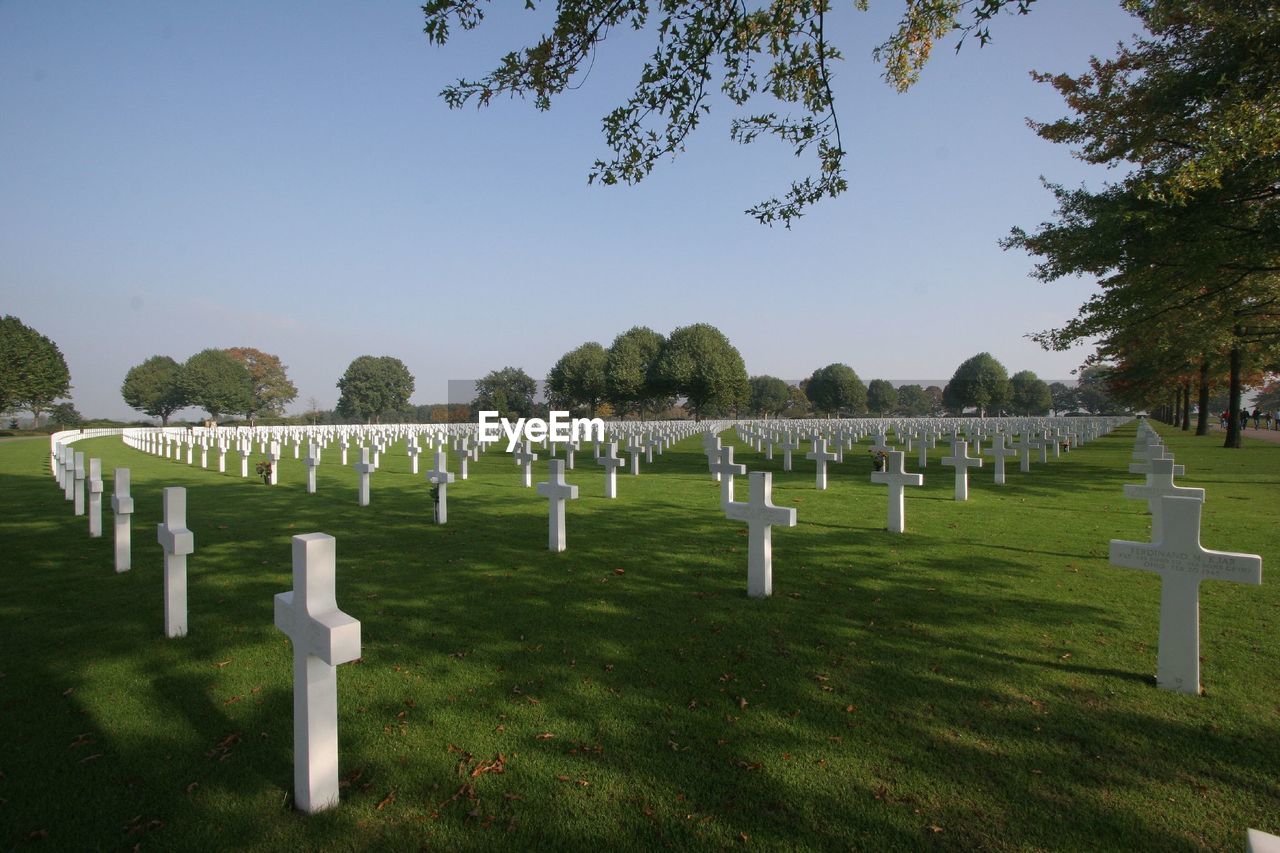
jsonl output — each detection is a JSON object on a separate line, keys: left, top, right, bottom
{"left": 1195, "top": 358, "right": 1209, "bottom": 436}
{"left": 1180, "top": 380, "right": 1190, "bottom": 431}
{"left": 1224, "top": 347, "right": 1243, "bottom": 449}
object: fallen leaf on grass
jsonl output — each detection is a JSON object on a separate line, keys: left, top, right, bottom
{"left": 613, "top": 568, "right": 625, "bottom": 575}
{"left": 185, "top": 782, "right": 199, "bottom": 794}
{"left": 535, "top": 732, "right": 556, "bottom": 740}
{"left": 470, "top": 754, "right": 506, "bottom": 778}
{"left": 214, "top": 660, "right": 232, "bottom": 668}
{"left": 376, "top": 790, "right": 396, "bottom": 810}
{"left": 79, "top": 753, "right": 103, "bottom": 763}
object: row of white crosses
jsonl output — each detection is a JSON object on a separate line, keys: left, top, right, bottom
{"left": 1109, "top": 420, "right": 1262, "bottom": 695}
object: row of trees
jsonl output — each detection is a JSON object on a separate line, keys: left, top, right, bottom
{"left": 0, "top": 315, "right": 72, "bottom": 424}
{"left": 1004, "top": 0, "right": 1280, "bottom": 447}
{"left": 122, "top": 348, "right": 299, "bottom": 424}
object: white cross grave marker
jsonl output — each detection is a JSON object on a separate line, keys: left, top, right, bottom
{"left": 73, "top": 452, "right": 86, "bottom": 516}
{"left": 426, "top": 450, "right": 455, "bottom": 524}
{"left": 536, "top": 459, "right": 578, "bottom": 552}
{"left": 274, "top": 533, "right": 361, "bottom": 814}
{"left": 710, "top": 445, "right": 747, "bottom": 511}
{"left": 112, "top": 468, "right": 133, "bottom": 572}
{"left": 983, "top": 434, "right": 1017, "bottom": 485}
{"left": 870, "top": 450, "right": 923, "bottom": 533}
{"left": 353, "top": 447, "right": 374, "bottom": 506}
{"left": 805, "top": 437, "right": 837, "bottom": 491}
{"left": 941, "top": 440, "right": 982, "bottom": 501}
{"left": 87, "top": 458, "right": 104, "bottom": 537}
{"left": 156, "top": 487, "right": 194, "bottom": 638}
{"left": 725, "top": 472, "right": 797, "bottom": 598}
{"left": 514, "top": 441, "right": 538, "bottom": 488}
{"left": 1123, "top": 457, "right": 1204, "bottom": 542}
{"left": 1109, "top": 496, "right": 1261, "bottom": 694}
{"left": 596, "top": 441, "right": 622, "bottom": 498}
{"left": 305, "top": 443, "right": 321, "bottom": 494}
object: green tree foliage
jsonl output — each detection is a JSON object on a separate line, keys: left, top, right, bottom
{"left": 422, "top": 1, "right": 1033, "bottom": 225}
{"left": 121, "top": 355, "right": 188, "bottom": 425}
{"left": 786, "top": 383, "right": 810, "bottom": 417}
{"left": 1008, "top": 369, "right": 1052, "bottom": 415}
{"left": 1076, "top": 364, "right": 1118, "bottom": 414}
{"left": 748, "top": 375, "right": 791, "bottom": 417}
{"left": 1006, "top": 0, "right": 1280, "bottom": 446}
{"left": 866, "top": 379, "right": 898, "bottom": 415}
{"left": 895, "top": 384, "right": 932, "bottom": 416}
{"left": 652, "top": 324, "right": 749, "bottom": 420}
{"left": 945, "top": 352, "right": 1010, "bottom": 416}
{"left": 180, "top": 349, "right": 253, "bottom": 422}
{"left": 336, "top": 355, "right": 416, "bottom": 424}
{"left": 0, "top": 315, "right": 72, "bottom": 423}
{"left": 1048, "top": 381, "right": 1078, "bottom": 416}
{"left": 605, "top": 326, "right": 668, "bottom": 417}
{"left": 805, "top": 363, "right": 866, "bottom": 416}
{"left": 48, "top": 402, "right": 82, "bottom": 427}
{"left": 226, "top": 347, "right": 298, "bottom": 424}
{"left": 547, "top": 342, "right": 608, "bottom": 414}
{"left": 472, "top": 366, "right": 538, "bottom": 420}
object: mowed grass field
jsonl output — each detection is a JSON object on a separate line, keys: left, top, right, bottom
{"left": 0, "top": 422, "right": 1277, "bottom": 851}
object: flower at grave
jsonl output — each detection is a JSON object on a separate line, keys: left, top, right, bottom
{"left": 870, "top": 450, "right": 887, "bottom": 472}
{"left": 255, "top": 459, "right": 272, "bottom": 484}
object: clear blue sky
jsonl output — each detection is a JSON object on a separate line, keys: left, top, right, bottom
{"left": 1, "top": 1, "right": 1140, "bottom": 420}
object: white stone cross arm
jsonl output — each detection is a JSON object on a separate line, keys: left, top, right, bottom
{"left": 157, "top": 488, "right": 194, "bottom": 557}
{"left": 1110, "top": 496, "right": 1261, "bottom": 694}
{"left": 274, "top": 533, "right": 361, "bottom": 815}
{"left": 725, "top": 471, "right": 797, "bottom": 598}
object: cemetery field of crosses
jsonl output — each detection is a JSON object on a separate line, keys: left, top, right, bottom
{"left": 2, "top": 419, "right": 1277, "bottom": 850}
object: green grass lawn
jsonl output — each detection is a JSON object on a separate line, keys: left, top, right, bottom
{"left": 1, "top": 423, "right": 1277, "bottom": 850}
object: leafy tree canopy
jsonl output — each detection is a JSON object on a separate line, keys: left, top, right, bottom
{"left": 336, "top": 356, "right": 416, "bottom": 424}
{"left": 895, "top": 383, "right": 932, "bottom": 416}
{"left": 652, "top": 323, "right": 749, "bottom": 419}
{"left": 423, "top": 0, "right": 1035, "bottom": 225}
{"left": 1048, "top": 381, "right": 1078, "bottom": 416}
{"left": 748, "top": 375, "right": 791, "bottom": 417}
{"left": 805, "top": 363, "right": 866, "bottom": 416}
{"left": 945, "top": 352, "right": 1009, "bottom": 416}
{"left": 0, "top": 315, "right": 72, "bottom": 422}
{"left": 180, "top": 349, "right": 253, "bottom": 422}
{"left": 547, "top": 342, "right": 608, "bottom": 414}
{"left": 472, "top": 366, "right": 538, "bottom": 420}
{"left": 1008, "top": 369, "right": 1052, "bottom": 415}
{"left": 226, "top": 347, "right": 298, "bottom": 424}
{"left": 48, "top": 402, "right": 82, "bottom": 427}
{"left": 121, "top": 355, "right": 188, "bottom": 425}
{"left": 866, "top": 379, "right": 898, "bottom": 415}
{"left": 605, "top": 326, "right": 668, "bottom": 417}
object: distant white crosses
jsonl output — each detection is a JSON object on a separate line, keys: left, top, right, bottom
{"left": 703, "top": 433, "right": 722, "bottom": 481}
{"left": 73, "top": 452, "right": 86, "bottom": 516}
{"left": 709, "top": 445, "right": 746, "bottom": 510}
{"left": 805, "top": 437, "right": 837, "bottom": 491}
{"left": 111, "top": 468, "right": 134, "bottom": 572}
{"left": 1012, "top": 433, "right": 1032, "bottom": 473}
{"left": 353, "top": 447, "right": 374, "bottom": 506}
{"left": 870, "top": 451, "right": 923, "bottom": 533}
{"left": 453, "top": 440, "right": 471, "bottom": 480}
{"left": 514, "top": 441, "right": 538, "bottom": 488}
{"left": 536, "top": 459, "right": 579, "bottom": 552}
{"left": 725, "top": 472, "right": 796, "bottom": 598}
{"left": 240, "top": 441, "right": 251, "bottom": 478}
{"left": 425, "top": 450, "right": 455, "bottom": 524}
{"left": 156, "top": 487, "right": 194, "bottom": 638}
{"left": 274, "top": 533, "right": 361, "bottom": 814}
{"left": 62, "top": 448, "right": 75, "bottom": 500}
{"left": 941, "top": 440, "right": 982, "bottom": 501}
{"left": 562, "top": 440, "right": 576, "bottom": 471}
{"left": 1110, "top": 496, "right": 1262, "bottom": 695}
{"left": 1123, "top": 456, "right": 1204, "bottom": 542}
{"left": 596, "top": 441, "right": 623, "bottom": 499}
{"left": 983, "top": 434, "right": 1017, "bottom": 485}
{"left": 87, "top": 458, "right": 104, "bottom": 537}
{"left": 305, "top": 443, "right": 321, "bottom": 494}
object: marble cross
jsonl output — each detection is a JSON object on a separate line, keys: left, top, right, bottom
{"left": 1123, "top": 457, "right": 1204, "bottom": 542}
{"left": 156, "top": 487, "right": 194, "bottom": 638}
{"left": 805, "top": 437, "right": 837, "bottom": 491}
{"left": 73, "top": 452, "right": 86, "bottom": 516}
{"left": 709, "top": 445, "right": 747, "bottom": 511}
{"left": 536, "top": 459, "right": 578, "bottom": 552}
{"left": 305, "top": 443, "right": 321, "bottom": 494}
{"left": 513, "top": 441, "right": 538, "bottom": 488}
{"left": 725, "top": 471, "right": 796, "bottom": 598}
{"left": 983, "top": 433, "right": 1017, "bottom": 485}
{"left": 596, "top": 441, "right": 623, "bottom": 499}
{"left": 353, "top": 447, "right": 374, "bottom": 506}
{"left": 274, "top": 533, "right": 361, "bottom": 814}
{"left": 870, "top": 450, "right": 923, "bottom": 533}
{"left": 941, "top": 440, "right": 982, "bottom": 501}
{"left": 111, "top": 468, "right": 133, "bottom": 572}
{"left": 87, "top": 458, "right": 104, "bottom": 537}
{"left": 426, "top": 450, "right": 455, "bottom": 524}
{"left": 1110, "top": 496, "right": 1261, "bottom": 694}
